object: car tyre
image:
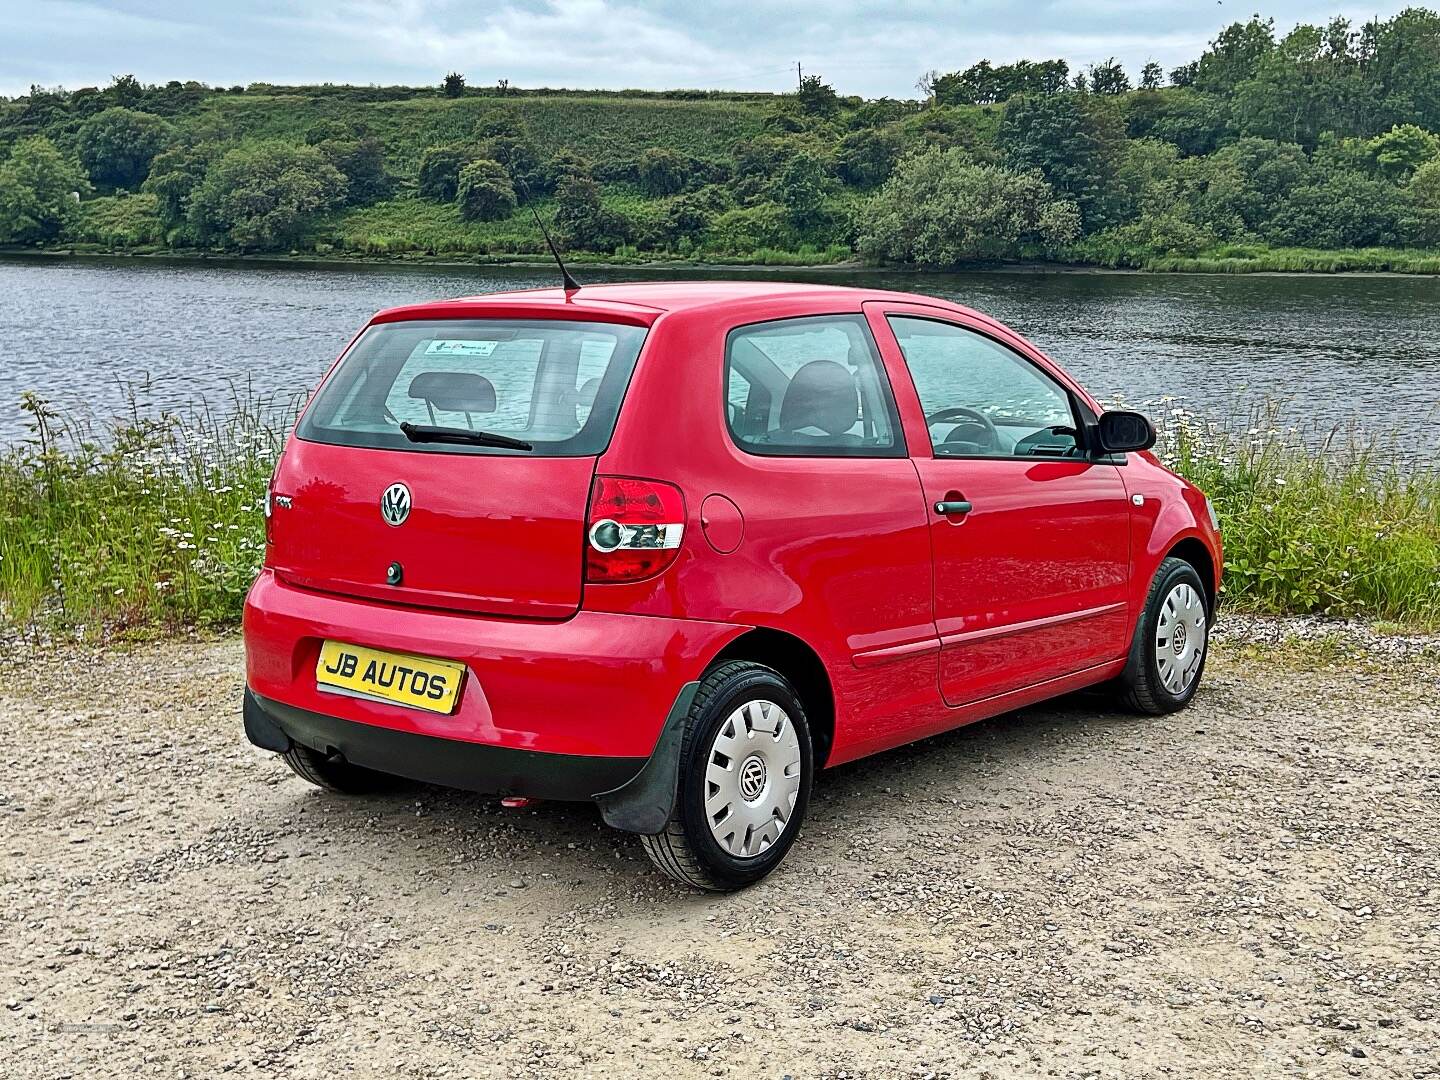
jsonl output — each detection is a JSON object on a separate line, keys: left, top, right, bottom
{"left": 1118, "top": 556, "right": 1210, "bottom": 715}
{"left": 280, "top": 744, "right": 400, "bottom": 794}
{"left": 640, "top": 661, "right": 813, "bottom": 891}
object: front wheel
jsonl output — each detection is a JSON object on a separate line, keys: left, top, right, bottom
{"left": 640, "top": 661, "right": 813, "bottom": 891}
{"left": 1117, "top": 556, "right": 1211, "bottom": 715}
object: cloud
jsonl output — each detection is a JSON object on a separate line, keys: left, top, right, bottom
{"left": 1, "top": 0, "right": 1419, "bottom": 98}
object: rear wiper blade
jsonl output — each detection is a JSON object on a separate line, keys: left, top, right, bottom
{"left": 399, "top": 422, "right": 534, "bottom": 452}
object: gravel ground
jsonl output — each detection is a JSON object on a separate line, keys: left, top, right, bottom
{"left": 1, "top": 633, "right": 1438, "bottom": 1079}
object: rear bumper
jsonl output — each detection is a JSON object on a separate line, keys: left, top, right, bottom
{"left": 246, "top": 687, "right": 645, "bottom": 799}
{"left": 243, "top": 569, "right": 745, "bottom": 760}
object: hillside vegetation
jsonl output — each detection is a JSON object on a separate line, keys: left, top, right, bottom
{"left": 4, "top": 8, "right": 1440, "bottom": 269}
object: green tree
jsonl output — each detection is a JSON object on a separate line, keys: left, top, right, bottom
{"left": 635, "top": 148, "right": 690, "bottom": 197}
{"left": 76, "top": 107, "right": 173, "bottom": 189}
{"left": 998, "top": 93, "right": 1126, "bottom": 228}
{"left": 1270, "top": 171, "right": 1403, "bottom": 247}
{"left": 141, "top": 144, "right": 217, "bottom": 232}
{"left": 455, "top": 158, "right": 516, "bottom": 221}
{"left": 553, "top": 175, "right": 631, "bottom": 251}
{"left": 777, "top": 153, "right": 833, "bottom": 230}
{"left": 657, "top": 185, "right": 730, "bottom": 248}
{"left": 859, "top": 148, "right": 1080, "bottom": 265}
{"left": 1125, "top": 89, "right": 1228, "bottom": 156}
{"left": 1086, "top": 59, "right": 1131, "bottom": 95}
{"left": 310, "top": 133, "right": 390, "bottom": 204}
{"left": 1400, "top": 158, "right": 1440, "bottom": 244}
{"left": 417, "top": 144, "right": 474, "bottom": 202}
{"left": 1189, "top": 138, "right": 1310, "bottom": 239}
{"left": 442, "top": 72, "right": 465, "bottom": 98}
{"left": 103, "top": 74, "right": 145, "bottom": 109}
{"left": 836, "top": 126, "right": 905, "bottom": 187}
{"left": 1230, "top": 21, "right": 1367, "bottom": 148}
{"left": 1195, "top": 16, "right": 1276, "bottom": 93}
{"left": 795, "top": 74, "right": 839, "bottom": 117}
{"left": 1139, "top": 62, "right": 1164, "bottom": 90}
{"left": 0, "top": 136, "right": 89, "bottom": 243}
{"left": 187, "top": 142, "right": 347, "bottom": 250}
{"left": 1366, "top": 123, "right": 1440, "bottom": 179}
{"left": 479, "top": 135, "right": 545, "bottom": 199}
{"left": 932, "top": 59, "right": 1069, "bottom": 105}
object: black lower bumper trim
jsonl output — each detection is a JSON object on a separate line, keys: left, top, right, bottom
{"left": 245, "top": 688, "right": 645, "bottom": 802}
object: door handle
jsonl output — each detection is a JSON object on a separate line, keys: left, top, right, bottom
{"left": 934, "top": 500, "right": 972, "bottom": 515}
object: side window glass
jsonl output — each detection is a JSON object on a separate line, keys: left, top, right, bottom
{"left": 888, "top": 317, "right": 1080, "bottom": 459}
{"left": 724, "top": 315, "right": 902, "bottom": 457}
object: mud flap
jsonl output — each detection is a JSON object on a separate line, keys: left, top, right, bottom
{"left": 243, "top": 687, "right": 293, "bottom": 753}
{"left": 593, "top": 681, "right": 698, "bottom": 835}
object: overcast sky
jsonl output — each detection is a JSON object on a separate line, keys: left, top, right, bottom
{"left": 1, "top": 1, "right": 1419, "bottom": 100}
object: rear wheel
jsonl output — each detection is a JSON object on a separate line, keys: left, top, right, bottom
{"left": 1117, "top": 556, "right": 1210, "bottom": 715}
{"left": 280, "top": 744, "right": 400, "bottom": 794}
{"left": 640, "top": 661, "right": 813, "bottom": 891}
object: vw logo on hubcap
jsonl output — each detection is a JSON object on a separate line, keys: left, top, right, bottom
{"left": 1172, "top": 621, "right": 1188, "bottom": 654}
{"left": 380, "top": 483, "right": 412, "bottom": 527}
{"left": 738, "top": 755, "right": 767, "bottom": 802}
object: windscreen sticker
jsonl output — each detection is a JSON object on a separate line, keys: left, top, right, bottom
{"left": 424, "top": 339, "right": 499, "bottom": 357}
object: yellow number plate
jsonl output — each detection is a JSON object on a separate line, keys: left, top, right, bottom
{"left": 315, "top": 641, "right": 465, "bottom": 715}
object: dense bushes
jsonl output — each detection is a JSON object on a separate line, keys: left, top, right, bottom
{"left": 0, "top": 137, "right": 87, "bottom": 243}
{"left": 188, "top": 143, "right": 347, "bottom": 249}
{"left": 860, "top": 149, "right": 1079, "bottom": 264}
{"left": 456, "top": 158, "right": 516, "bottom": 221}
{"left": 8, "top": 8, "right": 1440, "bottom": 264}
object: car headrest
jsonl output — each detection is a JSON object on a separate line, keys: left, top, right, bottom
{"left": 408, "top": 371, "right": 497, "bottom": 414}
{"left": 778, "top": 360, "right": 859, "bottom": 436}
{"left": 576, "top": 377, "right": 601, "bottom": 411}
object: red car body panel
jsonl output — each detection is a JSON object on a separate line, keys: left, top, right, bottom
{"left": 244, "top": 281, "right": 1222, "bottom": 796}
{"left": 244, "top": 570, "right": 745, "bottom": 758}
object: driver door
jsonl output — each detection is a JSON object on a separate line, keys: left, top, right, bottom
{"left": 865, "top": 303, "right": 1133, "bottom": 707}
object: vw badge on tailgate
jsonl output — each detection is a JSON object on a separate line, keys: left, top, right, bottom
{"left": 380, "top": 483, "right": 411, "bottom": 526}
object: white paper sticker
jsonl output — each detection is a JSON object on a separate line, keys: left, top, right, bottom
{"left": 424, "top": 339, "right": 499, "bottom": 357}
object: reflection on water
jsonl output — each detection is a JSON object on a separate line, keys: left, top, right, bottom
{"left": 0, "top": 255, "right": 1436, "bottom": 447}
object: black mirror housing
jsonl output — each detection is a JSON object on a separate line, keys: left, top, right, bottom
{"left": 1096, "top": 410, "right": 1156, "bottom": 454}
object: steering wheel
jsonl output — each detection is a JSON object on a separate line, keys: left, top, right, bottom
{"left": 925, "top": 406, "right": 1001, "bottom": 453}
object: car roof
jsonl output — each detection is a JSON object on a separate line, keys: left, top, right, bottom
{"left": 368, "top": 280, "right": 974, "bottom": 326}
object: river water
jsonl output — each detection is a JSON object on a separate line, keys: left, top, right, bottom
{"left": 1, "top": 255, "right": 1436, "bottom": 448}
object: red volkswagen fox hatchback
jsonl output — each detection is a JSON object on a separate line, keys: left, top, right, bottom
{"left": 243, "top": 282, "right": 1221, "bottom": 890}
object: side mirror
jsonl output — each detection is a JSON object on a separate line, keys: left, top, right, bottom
{"left": 1095, "top": 410, "right": 1156, "bottom": 454}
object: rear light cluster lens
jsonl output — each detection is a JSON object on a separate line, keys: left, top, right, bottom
{"left": 262, "top": 453, "right": 285, "bottom": 548}
{"left": 585, "top": 475, "right": 685, "bottom": 583}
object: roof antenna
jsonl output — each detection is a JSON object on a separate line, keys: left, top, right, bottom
{"left": 531, "top": 208, "right": 580, "bottom": 293}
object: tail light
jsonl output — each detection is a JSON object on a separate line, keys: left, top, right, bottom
{"left": 262, "top": 453, "right": 286, "bottom": 549}
{"left": 585, "top": 475, "right": 685, "bottom": 583}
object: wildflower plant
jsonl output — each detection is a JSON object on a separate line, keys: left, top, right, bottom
{"left": 0, "top": 387, "right": 292, "bottom": 634}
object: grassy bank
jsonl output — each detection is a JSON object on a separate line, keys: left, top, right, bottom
{"left": 0, "top": 395, "right": 1436, "bottom": 636}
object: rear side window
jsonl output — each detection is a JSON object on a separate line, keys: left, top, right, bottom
{"left": 298, "top": 319, "right": 647, "bottom": 456}
{"left": 724, "top": 315, "right": 903, "bottom": 457}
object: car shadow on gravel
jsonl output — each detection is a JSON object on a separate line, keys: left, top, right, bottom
{"left": 263, "top": 686, "right": 1145, "bottom": 888}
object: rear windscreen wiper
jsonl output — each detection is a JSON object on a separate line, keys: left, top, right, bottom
{"left": 399, "top": 422, "right": 534, "bottom": 452}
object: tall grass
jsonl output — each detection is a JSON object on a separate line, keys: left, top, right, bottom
{"left": 0, "top": 391, "right": 286, "bottom": 635}
{"left": 1143, "top": 246, "right": 1440, "bottom": 274}
{"left": 1149, "top": 402, "right": 1440, "bottom": 624}
{"left": 0, "top": 393, "right": 1436, "bottom": 636}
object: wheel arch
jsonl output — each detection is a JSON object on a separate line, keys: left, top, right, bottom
{"left": 708, "top": 627, "right": 836, "bottom": 768}
{"left": 1166, "top": 536, "right": 1218, "bottom": 617}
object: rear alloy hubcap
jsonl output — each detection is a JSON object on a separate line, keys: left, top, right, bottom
{"left": 1155, "top": 582, "right": 1207, "bottom": 695}
{"left": 705, "top": 699, "right": 802, "bottom": 859}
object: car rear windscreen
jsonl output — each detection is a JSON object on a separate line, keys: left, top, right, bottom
{"left": 296, "top": 319, "right": 648, "bottom": 456}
